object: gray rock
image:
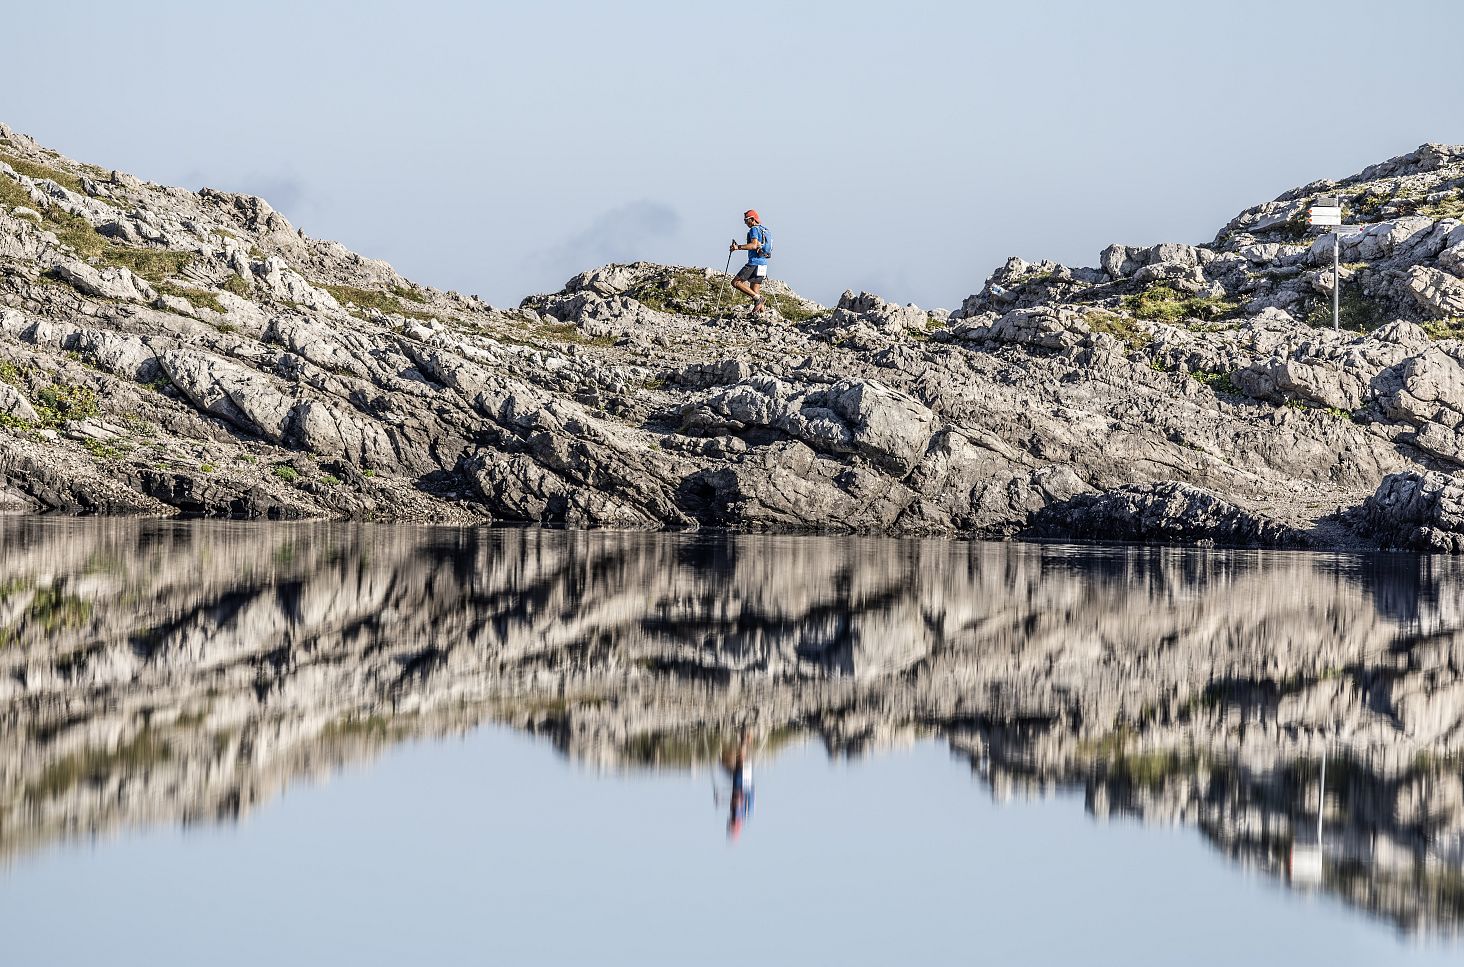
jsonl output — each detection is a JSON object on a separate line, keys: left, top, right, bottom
{"left": 1406, "top": 266, "right": 1464, "bottom": 317}
{"left": 1356, "top": 471, "right": 1464, "bottom": 551}
{"left": 52, "top": 260, "right": 157, "bottom": 302}
{"left": 0, "top": 383, "right": 38, "bottom": 422}
{"left": 1025, "top": 481, "right": 1304, "bottom": 546}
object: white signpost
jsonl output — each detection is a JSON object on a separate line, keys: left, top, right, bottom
{"left": 1308, "top": 196, "right": 1365, "bottom": 330}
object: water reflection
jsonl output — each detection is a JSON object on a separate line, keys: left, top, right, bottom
{"left": 2, "top": 517, "right": 1463, "bottom": 933}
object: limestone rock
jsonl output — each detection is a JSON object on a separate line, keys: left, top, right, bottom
{"left": 1026, "top": 481, "right": 1304, "bottom": 546}
{"left": 0, "top": 383, "right": 38, "bottom": 422}
{"left": 52, "top": 260, "right": 157, "bottom": 302}
{"left": 1356, "top": 471, "right": 1464, "bottom": 551}
{"left": 1406, "top": 265, "right": 1464, "bottom": 317}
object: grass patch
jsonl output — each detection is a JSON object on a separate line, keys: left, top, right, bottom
{"left": 1085, "top": 310, "right": 1148, "bottom": 351}
{"left": 104, "top": 246, "right": 190, "bottom": 281}
{"left": 0, "top": 576, "right": 34, "bottom": 601}
{"left": 0, "top": 166, "right": 212, "bottom": 303}
{"left": 1191, "top": 369, "right": 1239, "bottom": 394}
{"left": 271, "top": 464, "right": 299, "bottom": 483}
{"left": 81, "top": 438, "right": 127, "bottom": 461}
{"left": 153, "top": 280, "right": 225, "bottom": 313}
{"left": 1423, "top": 317, "right": 1464, "bottom": 340}
{"left": 26, "top": 730, "right": 171, "bottom": 801}
{"left": 1300, "top": 284, "right": 1384, "bottom": 332}
{"left": 219, "top": 273, "right": 252, "bottom": 298}
{"left": 319, "top": 282, "right": 436, "bottom": 320}
{"left": 538, "top": 321, "right": 616, "bottom": 347}
{"left": 390, "top": 284, "right": 426, "bottom": 304}
{"left": 1123, "top": 284, "right": 1240, "bottom": 323}
{"left": 0, "top": 150, "right": 85, "bottom": 194}
{"left": 1419, "top": 190, "right": 1464, "bottom": 221}
{"left": 627, "top": 269, "right": 728, "bottom": 317}
{"left": 766, "top": 291, "right": 824, "bottom": 323}
{"left": 29, "top": 583, "right": 92, "bottom": 632}
{"left": 34, "top": 383, "right": 100, "bottom": 426}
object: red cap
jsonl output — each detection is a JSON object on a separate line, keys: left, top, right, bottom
{"left": 743, "top": 209, "right": 759, "bottom": 221}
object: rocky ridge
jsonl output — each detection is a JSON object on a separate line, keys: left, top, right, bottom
{"left": 4, "top": 126, "right": 1464, "bottom": 547}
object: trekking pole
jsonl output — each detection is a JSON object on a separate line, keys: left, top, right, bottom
{"left": 720, "top": 246, "right": 734, "bottom": 316}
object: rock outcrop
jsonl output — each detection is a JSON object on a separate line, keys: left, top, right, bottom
{"left": 5, "top": 125, "right": 1464, "bottom": 546}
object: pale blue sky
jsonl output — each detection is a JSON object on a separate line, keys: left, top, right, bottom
{"left": 5, "top": 0, "right": 1463, "bottom": 308}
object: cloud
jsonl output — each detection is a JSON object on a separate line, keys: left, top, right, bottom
{"left": 534, "top": 200, "right": 681, "bottom": 276}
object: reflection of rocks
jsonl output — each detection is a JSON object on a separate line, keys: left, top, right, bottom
{"left": 3, "top": 520, "right": 1464, "bottom": 933}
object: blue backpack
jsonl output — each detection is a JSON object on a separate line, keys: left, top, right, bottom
{"left": 755, "top": 225, "right": 773, "bottom": 259}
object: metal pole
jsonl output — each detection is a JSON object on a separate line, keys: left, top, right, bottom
{"left": 1317, "top": 752, "right": 1326, "bottom": 842}
{"left": 1333, "top": 232, "right": 1340, "bottom": 331}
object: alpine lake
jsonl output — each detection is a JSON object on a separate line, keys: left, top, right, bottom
{"left": 1, "top": 516, "right": 1462, "bottom": 966}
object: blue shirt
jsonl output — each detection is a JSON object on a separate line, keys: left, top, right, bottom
{"left": 746, "top": 225, "right": 769, "bottom": 266}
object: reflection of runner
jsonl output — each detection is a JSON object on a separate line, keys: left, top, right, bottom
{"left": 715, "top": 730, "right": 755, "bottom": 840}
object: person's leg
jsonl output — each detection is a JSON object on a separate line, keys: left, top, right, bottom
{"left": 731, "top": 265, "right": 757, "bottom": 301}
{"left": 750, "top": 279, "right": 766, "bottom": 311}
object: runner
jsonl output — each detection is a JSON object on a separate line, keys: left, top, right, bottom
{"left": 728, "top": 209, "right": 772, "bottom": 313}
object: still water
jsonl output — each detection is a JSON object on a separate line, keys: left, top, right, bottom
{"left": 0, "top": 517, "right": 1462, "bottom": 965}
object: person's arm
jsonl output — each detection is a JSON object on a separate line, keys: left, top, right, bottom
{"left": 729, "top": 227, "right": 762, "bottom": 252}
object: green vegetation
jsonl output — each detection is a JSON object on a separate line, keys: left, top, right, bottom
{"left": 538, "top": 321, "right": 616, "bottom": 347}
{"left": 0, "top": 150, "right": 85, "bottom": 193}
{"left": 1191, "top": 369, "right": 1239, "bottom": 394}
{"left": 104, "top": 246, "right": 190, "bottom": 280}
{"left": 1419, "top": 189, "right": 1464, "bottom": 220}
{"left": 32, "top": 383, "right": 100, "bottom": 427}
{"left": 622, "top": 724, "right": 805, "bottom": 767}
{"left": 390, "top": 284, "right": 426, "bottom": 304}
{"left": 271, "top": 464, "right": 300, "bottom": 483}
{"left": 219, "top": 273, "right": 252, "bottom": 298}
{"left": 0, "top": 162, "right": 229, "bottom": 310}
{"left": 1300, "top": 284, "right": 1384, "bottom": 332}
{"left": 27, "top": 730, "right": 171, "bottom": 801}
{"left": 0, "top": 576, "right": 34, "bottom": 601}
{"left": 623, "top": 270, "right": 827, "bottom": 322}
{"left": 1423, "top": 316, "right": 1464, "bottom": 340}
{"left": 319, "top": 282, "right": 436, "bottom": 321}
{"left": 152, "top": 280, "right": 225, "bottom": 313}
{"left": 199, "top": 463, "right": 216, "bottom": 474}
{"left": 322, "top": 715, "right": 393, "bottom": 740}
{"left": 627, "top": 268, "right": 728, "bottom": 317}
{"left": 765, "top": 291, "right": 824, "bottom": 323}
{"left": 0, "top": 359, "right": 18, "bottom": 385}
{"left": 1077, "top": 728, "right": 1201, "bottom": 788}
{"left": 28, "top": 583, "right": 92, "bottom": 632}
{"left": 81, "top": 438, "right": 127, "bottom": 461}
{"left": 1123, "top": 284, "right": 1240, "bottom": 324}
{"left": 320, "top": 473, "right": 341, "bottom": 486}
{"left": 1348, "top": 189, "right": 1387, "bottom": 220}
{"left": 1084, "top": 310, "right": 1148, "bottom": 351}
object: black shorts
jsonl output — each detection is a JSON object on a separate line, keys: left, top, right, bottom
{"left": 735, "top": 264, "right": 768, "bottom": 283}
